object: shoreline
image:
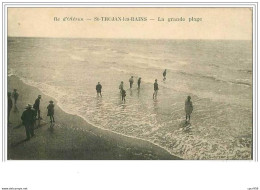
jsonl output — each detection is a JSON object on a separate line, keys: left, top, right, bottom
{"left": 8, "top": 75, "right": 182, "bottom": 160}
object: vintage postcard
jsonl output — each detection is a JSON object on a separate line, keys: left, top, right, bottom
{"left": 6, "top": 7, "right": 254, "bottom": 161}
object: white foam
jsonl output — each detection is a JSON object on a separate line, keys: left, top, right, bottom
{"left": 11, "top": 74, "right": 184, "bottom": 158}
{"left": 69, "top": 54, "right": 85, "bottom": 62}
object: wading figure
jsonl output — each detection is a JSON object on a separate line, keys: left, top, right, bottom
{"left": 153, "top": 79, "right": 159, "bottom": 99}
{"left": 129, "top": 76, "right": 134, "bottom": 88}
{"left": 121, "top": 89, "right": 126, "bottom": 103}
{"left": 163, "top": 69, "right": 167, "bottom": 81}
{"left": 21, "top": 104, "right": 35, "bottom": 140}
{"left": 119, "top": 81, "right": 124, "bottom": 93}
{"left": 96, "top": 82, "right": 102, "bottom": 97}
{"left": 185, "top": 96, "right": 193, "bottom": 123}
{"left": 47, "top": 100, "right": 55, "bottom": 123}
{"left": 33, "top": 95, "right": 42, "bottom": 120}
{"left": 8, "top": 92, "right": 13, "bottom": 124}
{"left": 137, "top": 77, "right": 141, "bottom": 89}
{"left": 12, "top": 89, "right": 19, "bottom": 105}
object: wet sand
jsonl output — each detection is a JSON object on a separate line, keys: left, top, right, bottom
{"left": 7, "top": 75, "right": 181, "bottom": 160}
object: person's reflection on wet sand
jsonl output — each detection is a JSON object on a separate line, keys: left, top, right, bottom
{"left": 153, "top": 98, "right": 159, "bottom": 112}
{"left": 130, "top": 89, "right": 133, "bottom": 96}
{"left": 13, "top": 105, "right": 19, "bottom": 113}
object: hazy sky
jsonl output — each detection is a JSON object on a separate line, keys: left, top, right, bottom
{"left": 8, "top": 8, "right": 252, "bottom": 40}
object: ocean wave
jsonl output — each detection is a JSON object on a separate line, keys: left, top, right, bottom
{"left": 128, "top": 52, "right": 163, "bottom": 62}
{"left": 106, "top": 48, "right": 128, "bottom": 54}
{"left": 69, "top": 54, "right": 85, "bottom": 62}
{"left": 237, "top": 69, "right": 252, "bottom": 74}
{"left": 44, "top": 47, "right": 67, "bottom": 52}
{"left": 179, "top": 71, "right": 252, "bottom": 87}
{"left": 109, "top": 67, "right": 129, "bottom": 74}
{"left": 116, "top": 50, "right": 128, "bottom": 54}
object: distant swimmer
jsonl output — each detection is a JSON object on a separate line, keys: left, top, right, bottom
{"left": 137, "top": 77, "right": 141, "bottom": 89}
{"left": 163, "top": 69, "right": 167, "bottom": 81}
{"left": 129, "top": 76, "right": 134, "bottom": 88}
{"left": 47, "top": 100, "right": 55, "bottom": 123}
{"left": 121, "top": 89, "right": 126, "bottom": 103}
{"left": 96, "top": 82, "right": 102, "bottom": 97}
{"left": 119, "top": 81, "right": 124, "bottom": 93}
{"left": 12, "top": 89, "right": 19, "bottom": 105}
{"left": 33, "top": 95, "right": 42, "bottom": 120}
{"left": 185, "top": 96, "right": 193, "bottom": 123}
{"left": 153, "top": 79, "right": 159, "bottom": 99}
{"left": 8, "top": 92, "right": 13, "bottom": 124}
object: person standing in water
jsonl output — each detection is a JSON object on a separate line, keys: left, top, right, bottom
{"left": 137, "top": 77, "right": 141, "bottom": 89}
{"left": 119, "top": 81, "right": 124, "bottom": 93}
{"left": 8, "top": 92, "right": 13, "bottom": 124}
{"left": 33, "top": 95, "right": 42, "bottom": 120}
{"left": 121, "top": 89, "right": 126, "bottom": 103}
{"left": 47, "top": 100, "right": 55, "bottom": 123}
{"left": 12, "top": 89, "right": 19, "bottom": 105}
{"left": 153, "top": 79, "right": 159, "bottom": 99}
{"left": 129, "top": 76, "right": 134, "bottom": 88}
{"left": 163, "top": 69, "right": 167, "bottom": 81}
{"left": 185, "top": 96, "right": 193, "bottom": 123}
{"left": 96, "top": 82, "right": 102, "bottom": 97}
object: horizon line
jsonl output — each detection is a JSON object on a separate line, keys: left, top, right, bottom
{"left": 7, "top": 35, "right": 252, "bottom": 41}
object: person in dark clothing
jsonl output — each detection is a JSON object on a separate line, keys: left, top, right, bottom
{"left": 163, "top": 69, "right": 167, "bottom": 81}
{"left": 185, "top": 96, "right": 193, "bottom": 123}
{"left": 33, "top": 95, "right": 42, "bottom": 119}
{"left": 137, "top": 77, "right": 141, "bottom": 89}
{"left": 129, "top": 76, "right": 134, "bottom": 88}
{"left": 12, "top": 89, "right": 19, "bottom": 105}
{"left": 119, "top": 81, "right": 124, "bottom": 94}
{"left": 153, "top": 79, "right": 159, "bottom": 99}
{"left": 47, "top": 100, "right": 55, "bottom": 123}
{"left": 96, "top": 82, "right": 102, "bottom": 97}
{"left": 8, "top": 92, "right": 13, "bottom": 124}
{"left": 21, "top": 104, "right": 36, "bottom": 140}
{"left": 121, "top": 89, "right": 126, "bottom": 103}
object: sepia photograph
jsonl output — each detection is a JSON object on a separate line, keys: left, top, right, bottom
{"left": 6, "top": 7, "right": 253, "bottom": 160}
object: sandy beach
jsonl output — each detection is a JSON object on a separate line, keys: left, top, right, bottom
{"left": 7, "top": 75, "right": 181, "bottom": 160}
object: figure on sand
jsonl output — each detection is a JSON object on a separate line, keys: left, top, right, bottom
{"left": 185, "top": 96, "right": 193, "bottom": 123}
{"left": 96, "top": 82, "right": 102, "bottom": 97}
{"left": 153, "top": 79, "right": 159, "bottom": 99}
{"left": 47, "top": 100, "right": 55, "bottom": 124}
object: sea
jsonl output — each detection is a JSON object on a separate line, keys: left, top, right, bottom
{"left": 7, "top": 37, "right": 253, "bottom": 159}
